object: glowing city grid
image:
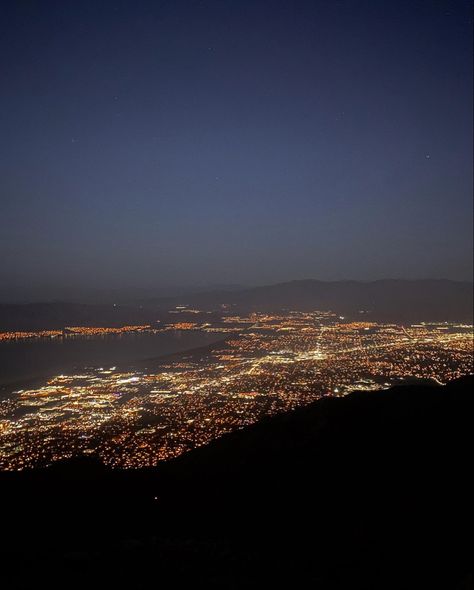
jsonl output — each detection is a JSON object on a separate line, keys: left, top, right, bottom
{"left": 0, "top": 309, "right": 472, "bottom": 470}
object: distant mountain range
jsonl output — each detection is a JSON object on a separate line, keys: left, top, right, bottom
{"left": 1, "top": 375, "right": 472, "bottom": 588}
{"left": 0, "top": 279, "right": 472, "bottom": 331}
{"left": 163, "top": 278, "right": 474, "bottom": 321}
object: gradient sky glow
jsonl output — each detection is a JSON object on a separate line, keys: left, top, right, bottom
{"left": 1, "top": 0, "right": 472, "bottom": 299}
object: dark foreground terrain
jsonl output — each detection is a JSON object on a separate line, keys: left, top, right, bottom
{"left": 1, "top": 376, "right": 473, "bottom": 589}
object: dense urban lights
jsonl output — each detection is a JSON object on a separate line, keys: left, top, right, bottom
{"left": 0, "top": 311, "right": 472, "bottom": 471}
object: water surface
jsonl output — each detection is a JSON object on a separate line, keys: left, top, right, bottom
{"left": 0, "top": 331, "right": 223, "bottom": 395}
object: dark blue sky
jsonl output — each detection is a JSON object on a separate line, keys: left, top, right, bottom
{"left": 1, "top": 0, "right": 472, "bottom": 299}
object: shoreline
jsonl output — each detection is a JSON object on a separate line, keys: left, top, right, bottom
{"left": 0, "top": 330, "right": 228, "bottom": 398}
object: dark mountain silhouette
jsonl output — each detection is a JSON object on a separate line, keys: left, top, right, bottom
{"left": 164, "top": 278, "right": 474, "bottom": 321}
{"left": 1, "top": 279, "right": 472, "bottom": 331}
{"left": 1, "top": 375, "right": 472, "bottom": 589}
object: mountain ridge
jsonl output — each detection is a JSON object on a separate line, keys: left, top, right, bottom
{"left": 0, "top": 278, "right": 472, "bottom": 330}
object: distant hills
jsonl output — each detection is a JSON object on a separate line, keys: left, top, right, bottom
{"left": 0, "top": 301, "right": 156, "bottom": 332}
{"left": 1, "top": 375, "right": 472, "bottom": 588}
{"left": 0, "top": 279, "right": 472, "bottom": 331}
{"left": 164, "top": 278, "right": 474, "bottom": 321}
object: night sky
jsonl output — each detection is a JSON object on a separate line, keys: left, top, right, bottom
{"left": 1, "top": 0, "right": 472, "bottom": 299}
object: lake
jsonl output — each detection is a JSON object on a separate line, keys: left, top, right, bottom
{"left": 0, "top": 331, "right": 223, "bottom": 395}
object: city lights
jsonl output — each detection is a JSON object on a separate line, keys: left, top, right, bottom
{"left": 0, "top": 311, "right": 472, "bottom": 471}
